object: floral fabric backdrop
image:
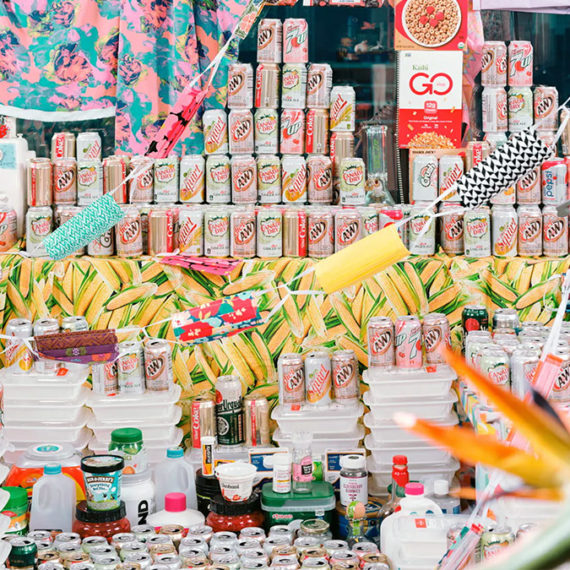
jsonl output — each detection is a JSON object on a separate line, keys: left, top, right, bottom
{"left": 0, "top": 0, "right": 248, "bottom": 154}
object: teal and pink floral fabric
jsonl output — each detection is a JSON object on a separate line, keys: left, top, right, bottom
{"left": 0, "top": 0, "right": 248, "bottom": 154}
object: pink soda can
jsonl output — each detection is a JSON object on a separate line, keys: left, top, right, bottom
{"left": 394, "top": 315, "right": 423, "bottom": 369}
{"left": 280, "top": 109, "right": 305, "bottom": 154}
{"left": 367, "top": 316, "right": 394, "bottom": 367}
{"left": 307, "top": 155, "right": 333, "bottom": 204}
{"left": 508, "top": 40, "right": 533, "bottom": 87}
{"left": 231, "top": 155, "right": 257, "bottom": 205}
{"left": 228, "top": 109, "right": 254, "bottom": 155}
{"left": 283, "top": 18, "right": 308, "bottom": 64}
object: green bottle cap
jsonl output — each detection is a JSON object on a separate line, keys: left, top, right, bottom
{"left": 111, "top": 428, "right": 143, "bottom": 444}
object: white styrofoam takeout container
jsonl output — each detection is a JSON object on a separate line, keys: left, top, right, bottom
{"left": 274, "top": 425, "right": 364, "bottom": 453}
{"left": 364, "top": 434, "right": 451, "bottom": 466}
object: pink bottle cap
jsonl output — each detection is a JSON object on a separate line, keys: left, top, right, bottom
{"left": 405, "top": 483, "right": 424, "bottom": 496}
{"left": 165, "top": 492, "right": 187, "bottom": 512}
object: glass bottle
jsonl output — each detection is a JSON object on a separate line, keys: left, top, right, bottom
{"left": 346, "top": 501, "right": 371, "bottom": 548}
{"left": 292, "top": 433, "right": 313, "bottom": 494}
{"left": 377, "top": 455, "right": 409, "bottom": 544}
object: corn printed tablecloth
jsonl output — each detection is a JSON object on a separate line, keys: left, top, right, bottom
{"left": 0, "top": 253, "right": 565, "bottom": 444}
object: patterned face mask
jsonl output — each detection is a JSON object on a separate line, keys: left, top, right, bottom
{"left": 35, "top": 329, "right": 119, "bottom": 364}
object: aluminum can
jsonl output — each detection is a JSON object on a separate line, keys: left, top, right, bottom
{"left": 331, "top": 350, "right": 359, "bottom": 404}
{"left": 550, "top": 348, "right": 570, "bottom": 402}
{"left": 282, "top": 64, "right": 307, "bottom": 109}
{"left": 227, "top": 63, "right": 254, "bottom": 109}
{"left": 305, "top": 109, "right": 329, "bottom": 155}
{"left": 255, "top": 63, "right": 280, "bottom": 109}
{"left": 465, "top": 141, "right": 491, "bottom": 171}
{"left": 490, "top": 182, "right": 516, "bottom": 205}
{"left": 257, "top": 155, "right": 281, "bottom": 204}
{"left": 517, "top": 166, "right": 541, "bottom": 204}
{"left": 53, "top": 158, "right": 77, "bottom": 205}
{"left": 244, "top": 395, "right": 270, "bottom": 447}
{"left": 204, "top": 207, "right": 230, "bottom": 257}
{"left": 137, "top": 203, "right": 151, "bottom": 255}
{"left": 0, "top": 206, "right": 17, "bottom": 252}
{"left": 481, "top": 527, "right": 515, "bottom": 559}
{"left": 308, "top": 209, "right": 334, "bottom": 258}
{"left": 278, "top": 353, "right": 305, "bottom": 408}
{"left": 330, "top": 132, "right": 355, "bottom": 178}
{"left": 148, "top": 206, "right": 175, "bottom": 255}
{"left": 26, "top": 206, "right": 53, "bottom": 256}
{"left": 206, "top": 155, "right": 231, "bottom": 204}
{"left": 541, "top": 158, "right": 567, "bottom": 205}
{"left": 154, "top": 156, "right": 179, "bottom": 203}
{"left": 5, "top": 318, "right": 33, "bottom": 372}
{"left": 493, "top": 309, "right": 519, "bottom": 333}
{"left": 58, "top": 205, "right": 85, "bottom": 255}
{"left": 283, "top": 19, "right": 308, "bottom": 63}
{"left": 92, "top": 362, "right": 119, "bottom": 396}
{"left": 508, "top": 41, "right": 533, "bottom": 87}
{"left": 257, "top": 19, "right": 282, "bottom": 64}
{"left": 492, "top": 204, "right": 518, "bottom": 257}
{"left": 408, "top": 203, "right": 435, "bottom": 255}
{"left": 438, "top": 154, "right": 463, "bottom": 201}
{"left": 282, "top": 155, "right": 307, "bottom": 203}
{"left": 411, "top": 154, "right": 437, "bottom": 202}
{"left": 335, "top": 208, "right": 361, "bottom": 252}
{"left": 307, "top": 155, "right": 333, "bottom": 204}
{"left": 144, "top": 338, "right": 173, "bottom": 392}
{"left": 203, "top": 110, "right": 229, "bottom": 155}
{"left": 561, "top": 108, "right": 570, "bottom": 155}
{"left": 330, "top": 87, "right": 355, "bottom": 132}
{"left": 481, "top": 41, "right": 507, "bottom": 87}
{"left": 307, "top": 64, "right": 333, "bottom": 109}
{"left": 339, "top": 158, "right": 365, "bottom": 205}
{"left": 394, "top": 316, "right": 423, "bottom": 369}
{"left": 534, "top": 86, "right": 558, "bottom": 130}
{"left": 482, "top": 87, "right": 508, "bottom": 132}
{"left": 103, "top": 155, "right": 128, "bottom": 204}
{"left": 229, "top": 109, "right": 254, "bottom": 155}
{"left": 359, "top": 206, "right": 379, "bottom": 237}
{"left": 543, "top": 205, "right": 568, "bottom": 257}
{"left": 191, "top": 394, "right": 216, "bottom": 449}
{"left": 61, "top": 316, "right": 89, "bottom": 332}
{"left": 179, "top": 206, "right": 204, "bottom": 255}
{"left": 230, "top": 208, "right": 256, "bottom": 258}
{"left": 464, "top": 207, "right": 491, "bottom": 257}
{"left": 77, "top": 160, "right": 103, "bottom": 205}
{"left": 116, "top": 205, "right": 143, "bottom": 258}
{"left": 77, "top": 132, "right": 102, "bottom": 160}
{"left": 484, "top": 131, "right": 508, "bottom": 151}
{"left": 283, "top": 207, "right": 307, "bottom": 257}
{"left": 129, "top": 157, "right": 154, "bottom": 203}
{"left": 508, "top": 87, "right": 534, "bottom": 132}
{"left": 180, "top": 155, "right": 205, "bottom": 203}
{"left": 27, "top": 158, "right": 53, "bottom": 207}
{"left": 538, "top": 130, "right": 557, "bottom": 148}
{"left": 118, "top": 340, "right": 145, "bottom": 394}
{"left": 511, "top": 348, "right": 539, "bottom": 399}
{"left": 439, "top": 202, "right": 464, "bottom": 255}
{"left": 367, "top": 316, "right": 394, "bottom": 367}
{"left": 280, "top": 109, "right": 305, "bottom": 154}
{"left": 517, "top": 205, "right": 542, "bottom": 256}
{"left": 51, "top": 132, "right": 76, "bottom": 160}
{"left": 254, "top": 108, "right": 279, "bottom": 154}
{"left": 231, "top": 155, "right": 257, "bottom": 205}
{"left": 379, "top": 206, "right": 404, "bottom": 231}
{"left": 257, "top": 207, "right": 282, "bottom": 258}
{"left": 304, "top": 350, "right": 332, "bottom": 406}
{"left": 215, "top": 375, "right": 244, "bottom": 446}
{"left": 423, "top": 313, "right": 450, "bottom": 365}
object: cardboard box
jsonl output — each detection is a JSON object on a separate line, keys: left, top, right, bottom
{"left": 398, "top": 50, "right": 463, "bottom": 149}
{"left": 395, "top": 0, "right": 468, "bottom": 51}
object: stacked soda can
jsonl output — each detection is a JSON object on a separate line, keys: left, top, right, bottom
{"left": 277, "top": 349, "right": 360, "bottom": 410}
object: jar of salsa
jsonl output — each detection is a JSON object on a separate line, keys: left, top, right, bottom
{"left": 206, "top": 493, "right": 263, "bottom": 533}
{"left": 72, "top": 501, "right": 130, "bottom": 540}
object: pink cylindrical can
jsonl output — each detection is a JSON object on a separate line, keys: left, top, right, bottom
{"left": 308, "top": 209, "right": 334, "bottom": 259}
{"left": 543, "top": 205, "right": 568, "bottom": 257}
{"left": 331, "top": 350, "right": 359, "bottom": 404}
{"left": 508, "top": 40, "right": 533, "bottom": 87}
{"left": 423, "top": 313, "right": 450, "bottom": 365}
{"left": 368, "top": 316, "right": 394, "bottom": 367}
{"left": 283, "top": 18, "right": 308, "bottom": 64}
{"left": 88, "top": 227, "right": 115, "bottom": 257}
{"left": 335, "top": 209, "right": 361, "bottom": 252}
{"left": 481, "top": 41, "right": 507, "bottom": 87}
{"left": 282, "top": 155, "right": 307, "bottom": 203}
{"left": 227, "top": 62, "right": 254, "bottom": 109}
{"left": 280, "top": 109, "right": 305, "bottom": 154}
{"left": 103, "top": 155, "right": 128, "bottom": 204}
{"left": 307, "top": 155, "right": 333, "bottom": 204}
{"left": 255, "top": 63, "right": 280, "bottom": 109}
{"left": 257, "top": 19, "right": 282, "bottom": 64}
{"left": 231, "top": 155, "right": 257, "bottom": 205}
{"left": 394, "top": 316, "right": 423, "bottom": 369}
{"left": 53, "top": 158, "right": 77, "bottom": 205}
{"left": 517, "top": 166, "right": 541, "bottom": 204}
{"left": 541, "top": 158, "right": 567, "bottom": 205}
{"left": 0, "top": 206, "right": 17, "bottom": 252}
{"left": 439, "top": 203, "right": 464, "bottom": 255}
{"left": 116, "top": 205, "right": 143, "bottom": 258}
{"left": 305, "top": 109, "right": 329, "bottom": 155}
{"left": 517, "top": 204, "right": 542, "bottom": 257}
{"left": 230, "top": 208, "right": 256, "bottom": 258}
{"left": 228, "top": 109, "right": 254, "bottom": 155}
{"left": 534, "top": 86, "right": 559, "bottom": 131}
{"left": 482, "top": 87, "right": 508, "bottom": 132}
{"left": 283, "top": 207, "right": 307, "bottom": 257}
{"left": 307, "top": 63, "right": 333, "bottom": 109}
{"left": 129, "top": 156, "right": 154, "bottom": 203}
{"left": 203, "top": 109, "right": 229, "bottom": 155}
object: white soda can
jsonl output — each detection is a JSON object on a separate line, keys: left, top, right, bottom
{"left": 178, "top": 205, "right": 204, "bottom": 255}
{"left": 88, "top": 228, "right": 115, "bottom": 256}
{"left": 204, "top": 207, "right": 230, "bottom": 257}
{"left": 359, "top": 206, "right": 379, "bottom": 237}
{"left": 408, "top": 203, "right": 436, "bottom": 255}
{"left": 464, "top": 207, "right": 491, "bottom": 257}
{"left": 257, "top": 155, "right": 281, "bottom": 204}
{"left": 76, "top": 132, "right": 102, "bottom": 160}
{"left": 206, "top": 155, "right": 231, "bottom": 204}
{"left": 77, "top": 160, "right": 103, "bottom": 205}
{"left": 257, "top": 207, "right": 283, "bottom": 258}
{"left": 231, "top": 155, "right": 257, "bottom": 205}
{"left": 203, "top": 109, "right": 229, "bottom": 155}
{"left": 330, "top": 86, "right": 355, "bottom": 132}
{"left": 26, "top": 206, "right": 53, "bottom": 256}
{"left": 254, "top": 108, "right": 279, "bottom": 154}
{"left": 281, "top": 63, "right": 307, "bottom": 109}
{"left": 492, "top": 204, "right": 518, "bottom": 257}
{"left": 229, "top": 109, "right": 254, "bottom": 155}
{"left": 282, "top": 155, "right": 307, "bottom": 203}
{"left": 339, "top": 158, "right": 366, "bottom": 205}
{"left": 180, "top": 155, "right": 205, "bottom": 203}
{"left": 153, "top": 156, "right": 179, "bottom": 202}
{"left": 227, "top": 62, "right": 254, "bottom": 109}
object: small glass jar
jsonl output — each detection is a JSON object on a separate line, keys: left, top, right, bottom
{"left": 297, "top": 520, "right": 332, "bottom": 544}
{"left": 206, "top": 494, "right": 264, "bottom": 533}
{"left": 72, "top": 501, "right": 131, "bottom": 540}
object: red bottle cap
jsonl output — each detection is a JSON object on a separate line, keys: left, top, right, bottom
{"left": 393, "top": 455, "right": 408, "bottom": 465}
{"left": 405, "top": 483, "right": 424, "bottom": 496}
{"left": 165, "top": 492, "right": 187, "bottom": 512}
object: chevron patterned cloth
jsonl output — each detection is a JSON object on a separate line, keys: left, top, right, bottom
{"left": 456, "top": 128, "right": 554, "bottom": 208}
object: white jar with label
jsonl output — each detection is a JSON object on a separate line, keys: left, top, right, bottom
{"left": 272, "top": 453, "right": 292, "bottom": 494}
{"left": 339, "top": 454, "right": 368, "bottom": 507}
{"left": 122, "top": 470, "right": 156, "bottom": 526}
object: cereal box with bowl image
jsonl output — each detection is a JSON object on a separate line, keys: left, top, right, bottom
{"left": 395, "top": 0, "right": 468, "bottom": 51}
{"left": 398, "top": 50, "right": 463, "bottom": 149}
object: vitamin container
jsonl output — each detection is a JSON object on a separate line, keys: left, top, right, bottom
{"left": 271, "top": 403, "right": 363, "bottom": 435}
{"left": 273, "top": 426, "right": 364, "bottom": 454}
{"left": 206, "top": 494, "right": 264, "bottom": 532}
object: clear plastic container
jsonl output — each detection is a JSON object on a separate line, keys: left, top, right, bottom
{"left": 273, "top": 426, "right": 364, "bottom": 454}
{"left": 3, "top": 432, "right": 91, "bottom": 465}
{"left": 364, "top": 435, "right": 451, "bottom": 465}
{"left": 363, "top": 390, "right": 458, "bottom": 422}
{"left": 271, "top": 403, "right": 363, "bottom": 434}
{"left": 3, "top": 393, "right": 89, "bottom": 423}
{"left": 88, "top": 384, "right": 181, "bottom": 421}
{"left": 154, "top": 448, "right": 198, "bottom": 511}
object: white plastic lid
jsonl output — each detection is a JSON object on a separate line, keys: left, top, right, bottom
{"left": 272, "top": 453, "right": 291, "bottom": 466}
{"left": 341, "top": 454, "right": 365, "bottom": 470}
{"left": 23, "top": 443, "right": 76, "bottom": 462}
{"left": 434, "top": 479, "right": 449, "bottom": 496}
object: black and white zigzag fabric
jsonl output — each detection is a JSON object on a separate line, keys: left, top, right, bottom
{"left": 455, "top": 127, "right": 554, "bottom": 209}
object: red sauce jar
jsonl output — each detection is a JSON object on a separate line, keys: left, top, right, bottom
{"left": 206, "top": 493, "right": 264, "bottom": 532}
{"left": 72, "top": 500, "right": 130, "bottom": 540}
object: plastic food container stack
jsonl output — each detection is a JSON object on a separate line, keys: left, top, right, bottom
{"left": 363, "top": 365, "right": 459, "bottom": 496}
{"left": 0, "top": 365, "right": 92, "bottom": 457}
